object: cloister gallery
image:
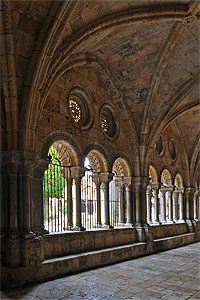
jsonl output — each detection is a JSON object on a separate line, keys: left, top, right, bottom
{"left": 0, "top": 0, "right": 200, "bottom": 288}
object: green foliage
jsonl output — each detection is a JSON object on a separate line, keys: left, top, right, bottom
{"left": 43, "top": 146, "right": 67, "bottom": 201}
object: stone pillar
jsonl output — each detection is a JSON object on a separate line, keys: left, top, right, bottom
{"left": 100, "top": 173, "right": 113, "bottom": 229}
{"left": 152, "top": 183, "right": 160, "bottom": 224}
{"left": 0, "top": 151, "right": 44, "bottom": 267}
{"left": 119, "top": 185, "right": 125, "bottom": 224}
{"left": 116, "top": 178, "right": 125, "bottom": 225}
{"left": 146, "top": 186, "right": 152, "bottom": 224}
{"left": 178, "top": 188, "right": 184, "bottom": 222}
{"left": 67, "top": 175, "right": 73, "bottom": 229}
{"left": 5, "top": 157, "right": 20, "bottom": 234}
{"left": 124, "top": 177, "right": 134, "bottom": 226}
{"left": 166, "top": 187, "right": 173, "bottom": 223}
{"left": 185, "top": 187, "right": 195, "bottom": 221}
{"left": 160, "top": 188, "right": 166, "bottom": 223}
{"left": 172, "top": 190, "right": 178, "bottom": 222}
{"left": 31, "top": 157, "right": 49, "bottom": 235}
{"left": 133, "top": 177, "right": 149, "bottom": 226}
{"left": 93, "top": 174, "right": 101, "bottom": 228}
{"left": 198, "top": 191, "right": 200, "bottom": 220}
{"left": 71, "top": 167, "right": 86, "bottom": 231}
{"left": 18, "top": 152, "right": 39, "bottom": 237}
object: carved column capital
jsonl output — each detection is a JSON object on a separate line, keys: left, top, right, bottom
{"left": 70, "top": 166, "right": 86, "bottom": 180}
{"left": 99, "top": 172, "right": 113, "bottom": 183}
{"left": 123, "top": 177, "right": 133, "bottom": 188}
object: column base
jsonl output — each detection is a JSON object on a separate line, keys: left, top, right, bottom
{"left": 147, "top": 220, "right": 154, "bottom": 225}
{"left": 160, "top": 220, "right": 167, "bottom": 224}
{"left": 21, "top": 231, "right": 37, "bottom": 239}
{"left": 173, "top": 220, "right": 178, "bottom": 223}
{"left": 63, "top": 225, "right": 73, "bottom": 231}
{"left": 177, "top": 219, "right": 185, "bottom": 223}
{"left": 72, "top": 225, "right": 86, "bottom": 231}
{"left": 32, "top": 226, "right": 49, "bottom": 236}
{"left": 152, "top": 220, "right": 161, "bottom": 225}
{"left": 167, "top": 220, "right": 174, "bottom": 224}
{"left": 125, "top": 223, "right": 135, "bottom": 228}
{"left": 118, "top": 222, "right": 126, "bottom": 227}
{"left": 135, "top": 222, "right": 150, "bottom": 228}
{"left": 100, "top": 224, "right": 114, "bottom": 229}
{"left": 136, "top": 226, "right": 151, "bottom": 242}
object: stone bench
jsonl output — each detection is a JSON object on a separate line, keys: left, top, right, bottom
{"left": 40, "top": 242, "right": 148, "bottom": 281}
{"left": 153, "top": 232, "right": 196, "bottom": 251}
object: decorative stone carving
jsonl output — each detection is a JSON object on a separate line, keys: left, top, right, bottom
{"left": 100, "top": 104, "right": 119, "bottom": 140}
{"left": 67, "top": 87, "right": 94, "bottom": 131}
{"left": 182, "top": 14, "right": 197, "bottom": 26}
{"left": 135, "top": 88, "right": 148, "bottom": 104}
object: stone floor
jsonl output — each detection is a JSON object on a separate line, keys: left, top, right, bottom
{"left": 1, "top": 242, "right": 200, "bottom": 300}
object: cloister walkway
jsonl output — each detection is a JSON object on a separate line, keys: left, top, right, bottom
{"left": 1, "top": 243, "right": 200, "bottom": 300}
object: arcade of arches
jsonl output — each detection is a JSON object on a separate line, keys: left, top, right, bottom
{"left": 0, "top": 0, "right": 200, "bottom": 287}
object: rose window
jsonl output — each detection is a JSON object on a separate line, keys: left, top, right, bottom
{"left": 69, "top": 99, "right": 81, "bottom": 123}
{"left": 100, "top": 114, "right": 109, "bottom": 132}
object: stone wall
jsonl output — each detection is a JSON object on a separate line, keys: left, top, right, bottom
{"left": 1, "top": 222, "right": 200, "bottom": 288}
{"left": 43, "top": 228, "right": 138, "bottom": 259}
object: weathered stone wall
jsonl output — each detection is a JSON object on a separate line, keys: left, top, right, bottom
{"left": 37, "top": 67, "right": 134, "bottom": 171}
{"left": 1, "top": 223, "right": 199, "bottom": 288}
{"left": 43, "top": 228, "right": 137, "bottom": 259}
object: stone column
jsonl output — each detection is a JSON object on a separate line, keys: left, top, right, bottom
{"left": 116, "top": 178, "right": 125, "bottom": 225}
{"left": 146, "top": 186, "right": 152, "bottom": 224}
{"left": 152, "top": 183, "right": 160, "bottom": 224}
{"left": 31, "top": 157, "right": 49, "bottom": 235}
{"left": 160, "top": 188, "right": 166, "bottom": 223}
{"left": 133, "top": 177, "right": 149, "bottom": 226}
{"left": 18, "top": 151, "right": 40, "bottom": 237}
{"left": 124, "top": 177, "right": 134, "bottom": 226}
{"left": 67, "top": 175, "right": 73, "bottom": 229}
{"left": 166, "top": 187, "right": 173, "bottom": 223}
{"left": 5, "top": 156, "right": 20, "bottom": 234}
{"left": 93, "top": 174, "right": 101, "bottom": 228}
{"left": 198, "top": 191, "right": 200, "bottom": 220}
{"left": 185, "top": 187, "right": 195, "bottom": 221}
{"left": 1, "top": 151, "right": 44, "bottom": 267}
{"left": 172, "top": 190, "right": 178, "bottom": 222}
{"left": 71, "top": 167, "right": 86, "bottom": 231}
{"left": 178, "top": 188, "right": 184, "bottom": 222}
{"left": 100, "top": 173, "right": 113, "bottom": 229}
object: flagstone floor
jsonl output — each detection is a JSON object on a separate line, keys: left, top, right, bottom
{"left": 1, "top": 242, "right": 200, "bottom": 300}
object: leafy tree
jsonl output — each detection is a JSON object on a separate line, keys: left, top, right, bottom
{"left": 43, "top": 146, "right": 66, "bottom": 201}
